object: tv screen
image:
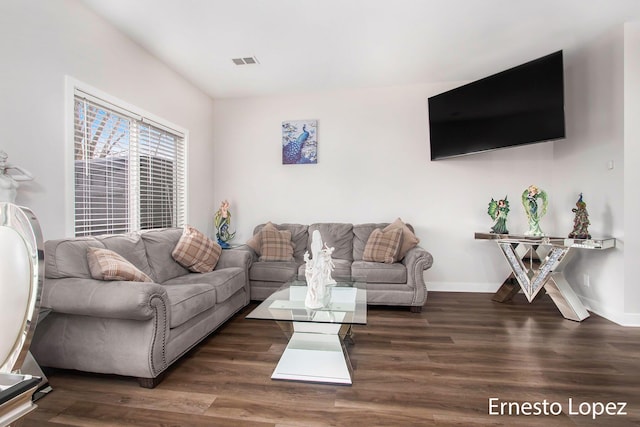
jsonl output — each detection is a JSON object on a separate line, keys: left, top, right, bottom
{"left": 428, "top": 51, "right": 565, "bottom": 160}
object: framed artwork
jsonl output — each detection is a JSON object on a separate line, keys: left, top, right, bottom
{"left": 282, "top": 120, "right": 317, "bottom": 164}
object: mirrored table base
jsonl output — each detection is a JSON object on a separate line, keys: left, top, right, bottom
{"left": 21, "top": 353, "right": 52, "bottom": 401}
{"left": 272, "top": 322, "right": 354, "bottom": 385}
{"left": 0, "top": 373, "right": 41, "bottom": 426}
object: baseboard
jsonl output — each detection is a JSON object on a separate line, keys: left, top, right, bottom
{"left": 427, "top": 281, "right": 501, "bottom": 293}
{"left": 579, "top": 295, "right": 640, "bottom": 327}
{"left": 428, "top": 282, "right": 640, "bottom": 327}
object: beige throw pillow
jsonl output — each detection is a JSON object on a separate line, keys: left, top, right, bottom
{"left": 246, "top": 221, "right": 278, "bottom": 255}
{"left": 172, "top": 225, "right": 222, "bottom": 273}
{"left": 362, "top": 227, "right": 404, "bottom": 264}
{"left": 259, "top": 226, "right": 294, "bottom": 262}
{"left": 87, "top": 247, "right": 153, "bottom": 282}
{"left": 383, "top": 218, "right": 419, "bottom": 260}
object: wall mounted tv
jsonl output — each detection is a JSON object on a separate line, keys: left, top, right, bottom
{"left": 428, "top": 50, "right": 565, "bottom": 160}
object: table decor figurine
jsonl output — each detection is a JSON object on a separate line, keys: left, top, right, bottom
{"left": 304, "top": 230, "right": 336, "bottom": 309}
{"left": 488, "top": 196, "right": 510, "bottom": 234}
{"left": 213, "top": 200, "right": 236, "bottom": 248}
{"left": 568, "top": 193, "right": 591, "bottom": 239}
{"left": 0, "top": 151, "right": 33, "bottom": 203}
{"left": 522, "top": 185, "right": 548, "bottom": 236}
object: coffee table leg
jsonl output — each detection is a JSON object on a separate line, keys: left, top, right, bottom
{"left": 270, "top": 322, "right": 355, "bottom": 385}
{"left": 271, "top": 332, "right": 353, "bottom": 384}
{"left": 342, "top": 324, "right": 355, "bottom": 345}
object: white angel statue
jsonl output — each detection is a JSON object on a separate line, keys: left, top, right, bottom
{"left": 304, "top": 230, "right": 337, "bottom": 309}
{"left": 0, "top": 151, "right": 33, "bottom": 203}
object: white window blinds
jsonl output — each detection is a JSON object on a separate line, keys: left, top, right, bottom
{"left": 73, "top": 89, "right": 186, "bottom": 236}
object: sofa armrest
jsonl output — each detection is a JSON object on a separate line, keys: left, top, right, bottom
{"left": 215, "top": 248, "right": 253, "bottom": 305}
{"left": 42, "top": 277, "right": 169, "bottom": 321}
{"left": 232, "top": 244, "right": 259, "bottom": 263}
{"left": 402, "top": 245, "right": 434, "bottom": 301}
{"left": 215, "top": 248, "right": 253, "bottom": 270}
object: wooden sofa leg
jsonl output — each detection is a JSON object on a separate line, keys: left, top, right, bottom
{"left": 138, "top": 373, "right": 165, "bottom": 388}
{"left": 410, "top": 305, "right": 423, "bottom": 313}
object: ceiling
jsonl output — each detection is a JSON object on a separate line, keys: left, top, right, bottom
{"left": 80, "top": 0, "right": 640, "bottom": 99}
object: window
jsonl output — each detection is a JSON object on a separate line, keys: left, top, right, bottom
{"left": 73, "top": 87, "right": 186, "bottom": 236}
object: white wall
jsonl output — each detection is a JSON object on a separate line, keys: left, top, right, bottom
{"left": 212, "top": 84, "right": 556, "bottom": 292}
{"left": 552, "top": 26, "right": 626, "bottom": 321}
{"left": 213, "top": 25, "right": 639, "bottom": 325}
{"left": 0, "top": 0, "right": 217, "bottom": 240}
{"left": 2, "top": 0, "right": 635, "bottom": 324}
{"left": 551, "top": 23, "right": 640, "bottom": 326}
{"left": 624, "top": 22, "right": 640, "bottom": 318}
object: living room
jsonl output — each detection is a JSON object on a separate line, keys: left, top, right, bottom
{"left": 2, "top": 0, "right": 640, "bottom": 425}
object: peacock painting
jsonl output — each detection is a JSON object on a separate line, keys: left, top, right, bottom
{"left": 282, "top": 120, "right": 317, "bottom": 164}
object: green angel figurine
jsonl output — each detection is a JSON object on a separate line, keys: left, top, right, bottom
{"left": 488, "top": 197, "right": 510, "bottom": 234}
{"left": 522, "top": 185, "right": 548, "bottom": 236}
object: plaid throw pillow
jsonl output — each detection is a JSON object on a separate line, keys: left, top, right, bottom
{"left": 87, "top": 247, "right": 153, "bottom": 282}
{"left": 383, "top": 218, "right": 419, "bottom": 260}
{"left": 246, "top": 221, "right": 278, "bottom": 255}
{"left": 172, "top": 225, "right": 222, "bottom": 273}
{"left": 362, "top": 227, "right": 404, "bottom": 264}
{"left": 259, "top": 227, "right": 294, "bottom": 262}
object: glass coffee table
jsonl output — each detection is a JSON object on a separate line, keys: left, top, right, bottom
{"left": 246, "top": 279, "right": 366, "bottom": 385}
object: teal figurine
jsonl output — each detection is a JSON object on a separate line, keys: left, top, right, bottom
{"left": 214, "top": 200, "right": 236, "bottom": 248}
{"left": 488, "top": 196, "right": 510, "bottom": 234}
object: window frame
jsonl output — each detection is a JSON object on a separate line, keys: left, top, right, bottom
{"left": 65, "top": 76, "right": 189, "bottom": 237}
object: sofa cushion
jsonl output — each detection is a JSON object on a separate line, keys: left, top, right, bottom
{"left": 45, "top": 237, "right": 106, "bottom": 279}
{"left": 87, "top": 247, "right": 153, "bottom": 282}
{"left": 363, "top": 228, "right": 403, "bottom": 263}
{"left": 172, "top": 225, "right": 222, "bottom": 273}
{"left": 141, "top": 228, "right": 190, "bottom": 283}
{"left": 253, "top": 223, "right": 308, "bottom": 261}
{"left": 250, "top": 261, "right": 299, "bottom": 283}
{"left": 297, "top": 258, "right": 352, "bottom": 281}
{"left": 307, "top": 223, "right": 353, "bottom": 261}
{"left": 163, "top": 283, "right": 217, "bottom": 328}
{"left": 164, "top": 267, "right": 246, "bottom": 305}
{"left": 383, "top": 218, "right": 419, "bottom": 260}
{"left": 97, "top": 233, "right": 154, "bottom": 278}
{"left": 351, "top": 260, "right": 407, "bottom": 284}
{"left": 259, "top": 227, "right": 294, "bottom": 262}
{"left": 352, "top": 223, "right": 389, "bottom": 261}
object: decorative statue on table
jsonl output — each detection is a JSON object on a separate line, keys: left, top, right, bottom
{"left": 487, "top": 196, "right": 510, "bottom": 234}
{"left": 568, "top": 193, "right": 591, "bottom": 239}
{"left": 522, "top": 185, "right": 548, "bottom": 237}
{"left": 0, "top": 151, "right": 33, "bottom": 203}
{"left": 304, "top": 230, "right": 337, "bottom": 309}
{"left": 213, "top": 200, "right": 236, "bottom": 248}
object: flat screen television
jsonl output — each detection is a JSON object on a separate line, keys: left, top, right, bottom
{"left": 428, "top": 50, "right": 565, "bottom": 160}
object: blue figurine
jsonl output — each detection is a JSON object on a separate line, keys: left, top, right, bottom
{"left": 214, "top": 200, "right": 235, "bottom": 248}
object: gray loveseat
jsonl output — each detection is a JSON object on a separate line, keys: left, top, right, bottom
{"left": 31, "top": 228, "right": 251, "bottom": 388}
{"left": 245, "top": 222, "right": 433, "bottom": 312}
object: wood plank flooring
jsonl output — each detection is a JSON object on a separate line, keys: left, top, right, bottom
{"left": 21, "top": 292, "right": 640, "bottom": 426}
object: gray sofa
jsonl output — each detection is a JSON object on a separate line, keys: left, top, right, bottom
{"left": 245, "top": 222, "right": 433, "bottom": 312}
{"left": 30, "top": 228, "right": 251, "bottom": 388}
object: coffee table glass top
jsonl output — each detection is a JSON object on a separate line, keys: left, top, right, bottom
{"left": 246, "top": 279, "right": 367, "bottom": 325}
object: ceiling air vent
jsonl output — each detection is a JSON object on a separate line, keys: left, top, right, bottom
{"left": 232, "top": 56, "right": 259, "bottom": 66}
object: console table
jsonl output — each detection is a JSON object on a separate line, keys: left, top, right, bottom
{"left": 475, "top": 232, "right": 616, "bottom": 322}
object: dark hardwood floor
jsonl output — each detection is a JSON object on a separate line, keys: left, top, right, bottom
{"left": 22, "top": 292, "right": 640, "bottom": 426}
